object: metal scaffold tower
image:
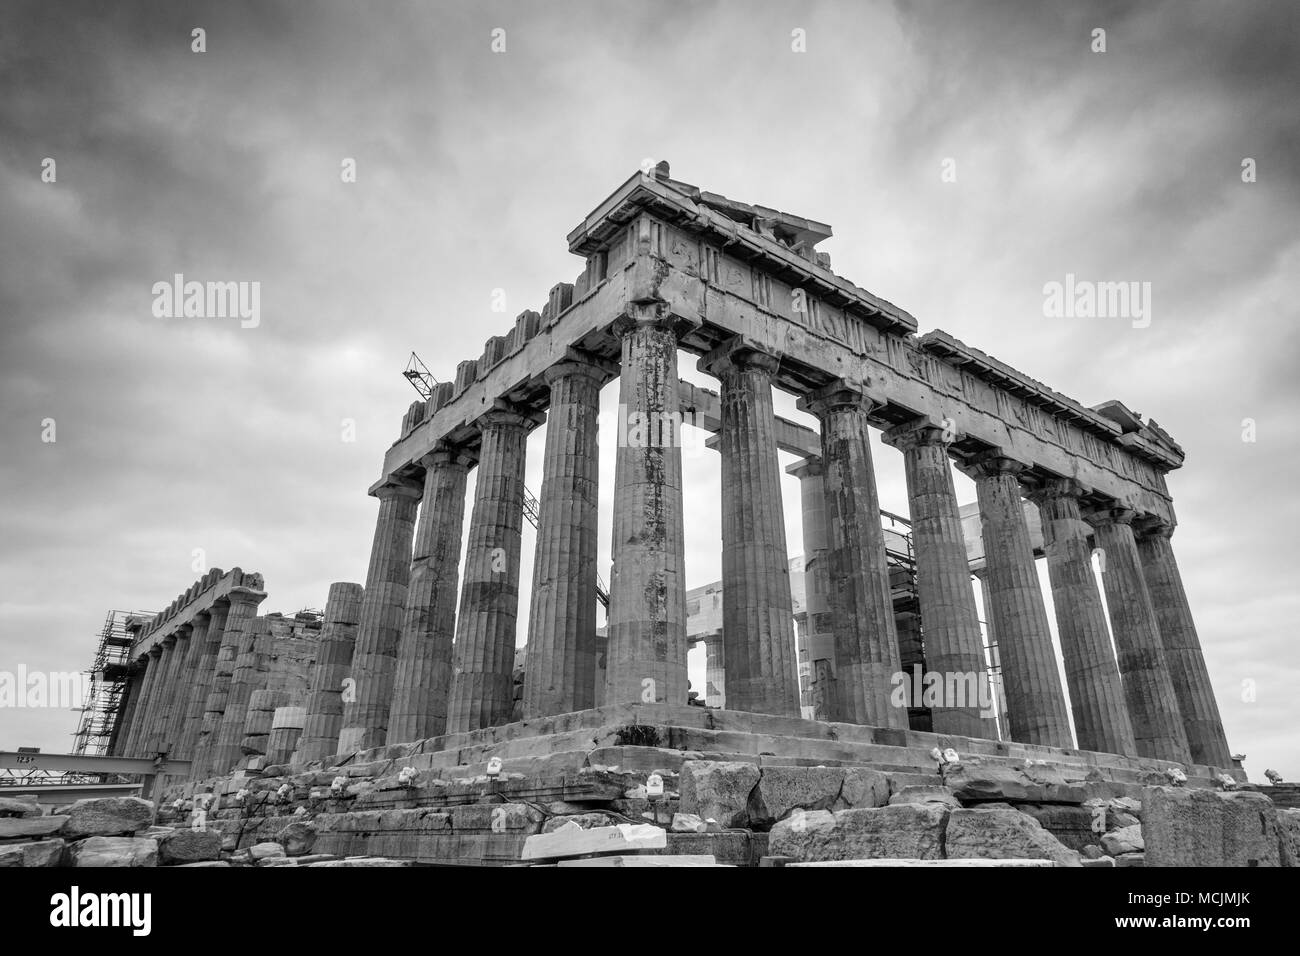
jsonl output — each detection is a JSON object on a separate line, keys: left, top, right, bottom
{"left": 71, "top": 610, "right": 149, "bottom": 755}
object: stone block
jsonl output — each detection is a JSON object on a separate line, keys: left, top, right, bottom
{"left": 769, "top": 804, "right": 948, "bottom": 862}
{"left": 1018, "top": 804, "right": 1097, "bottom": 852}
{"left": 522, "top": 822, "right": 667, "bottom": 861}
{"left": 158, "top": 828, "right": 222, "bottom": 864}
{"left": 0, "top": 816, "right": 64, "bottom": 841}
{"left": 888, "top": 786, "right": 960, "bottom": 809}
{"left": 747, "top": 766, "right": 889, "bottom": 827}
{"left": 275, "top": 821, "right": 317, "bottom": 856}
{"left": 0, "top": 796, "right": 43, "bottom": 818}
{"left": 69, "top": 836, "right": 158, "bottom": 867}
{"left": 57, "top": 797, "right": 154, "bottom": 839}
{"left": 0, "top": 838, "right": 64, "bottom": 867}
{"left": 679, "top": 760, "right": 760, "bottom": 827}
{"left": 944, "top": 809, "right": 1081, "bottom": 867}
{"left": 1142, "top": 786, "right": 1280, "bottom": 867}
{"left": 1278, "top": 808, "right": 1300, "bottom": 867}
{"left": 942, "top": 757, "right": 1086, "bottom": 805}
{"left": 1100, "top": 824, "right": 1144, "bottom": 856}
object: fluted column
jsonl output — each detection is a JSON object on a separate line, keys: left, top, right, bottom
{"left": 884, "top": 421, "right": 999, "bottom": 739}
{"left": 124, "top": 646, "right": 162, "bottom": 756}
{"left": 210, "top": 616, "right": 272, "bottom": 775}
{"left": 700, "top": 339, "right": 800, "bottom": 717}
{"left": 178, "top": 606, "right": 225, "bottom": 759}
{"left": 154, "top": 625, "right": 194, "bottom": 754}
{"left": 1031, "top": 480, "right": 1136, "bottom": 755}
{"left": 192, "top": 585, "right": 266, "bottom": 777}
{"left": 296, "top": 582, "right": 364, "bottom": 764}
{"left": 961, "top": 453, "right": 1072, "bottom": 747}
{"left": 786, "top": 456, "right": 837, "bottom": 722}
{"left": 1136, "top": 521, "right": 1229, "bottom": 765}
{"left": 108, "top": 663, "right": 144, "bottom": 756}
{"left": 798, "top": 380, "right": 905, "bottom": 728}
{"left": 1086, "top": 507, "right": 1191, "bottom": 763}
{"left": 338, "top": 479, "right": 422, "bottom": 753}
{"left": 446, "top": 408, "right": 530, "bottom": 732}
{"left": 605, "top": 308, "right": 690, "bottom": 707}
{"left": 524, "top": 358, "right": 607, "bottom": 718}
{"left": 142, "top": 638, "right": 181, "bottom": 756}
{"left": 390, "top": 448, "right": 472, "bottom": 741}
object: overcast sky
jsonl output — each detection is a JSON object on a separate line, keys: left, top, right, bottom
{"left": 2, "top": 0, "right": 1296, "bottom": 778}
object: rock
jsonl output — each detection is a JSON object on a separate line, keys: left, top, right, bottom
{"left": 0, "top": 816, "right": 64, "bottom": 841}
{"left": 942, "top": 757, "right": 1086, "bottom": 805}
{"left": 1081, "top": 856, "right": 1116, "bottom": 867}
{"left": 1018, "top": 805, "right": 1096, "bottom": 852}
{"left": 249, "top": 841, "right": 286, "bottom": 861}
{"left": 1081, "top": 844, "right": 1105, "bottom": 859}
{"left": 1141, "top": 786, "right": 1280, "bottom": 867}
{"left": 1277, "top": 808, "right": 1300, "bottom": 867}
{"left": 0, "top": 797, "right": 43, "bottom": 818}
{"left": 58, "top": 797, "right": 154, "bottom": 839}
{"left": 69, "top": 836, "right": 158, "bottom": 867}
{"left": 747, "top": 766, "right": 888, "bottom": 827}
{"left": 671, "top": 813, "right": 708, "bottom": 833}
{"left": 178, "top": 860, "right": 231, "bottom": 867}
{"left": 1115, "top": 852, "right": 1145, "bottom": 867}
{"left": 541, "top": 813, "right": 616, "bottom": 834}
{"left": 275, "top": 821, "right": 316, "bottom": 856}
{"left": 0, "top": 839, "right": 64, "bottom": 867}
{"left": 679, "top": 761, "right": 760, "bottom": 828}
{"left": 944, "top": 809, "right": 1081, "bottom": 867}
{"left": 769, "top": 804, "right": 948, "bottom": 862}
{"left": 158, "top": 828, "right": 223, "bottom": 864}
{"left": 1101, "top": 824, "right": 1144, "bottom": 856}
{"left": 888, "top": 786, "right": 960, "bottom": 809}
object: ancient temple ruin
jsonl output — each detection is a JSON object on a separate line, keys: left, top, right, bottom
{"left": 99, "top": 164, "right": 1251, "bottom": 866}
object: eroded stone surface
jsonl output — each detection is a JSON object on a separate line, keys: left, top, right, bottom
{"left": 1142, "top": 786, "right": 1279, "bottom": 867}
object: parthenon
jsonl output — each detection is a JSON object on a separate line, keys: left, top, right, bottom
{"left": 90, "top": 163, "right": 1260, "bottom": 867}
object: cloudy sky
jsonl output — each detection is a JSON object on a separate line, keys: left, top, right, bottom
{"left": 1, "top": 0, "right": 1296, "bottom": 777}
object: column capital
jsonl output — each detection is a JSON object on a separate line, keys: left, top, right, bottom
{"left": 1025, "top": 476, "right": 1089, "bottom": 505}
{"left": 418, "top": 444, "right": 475, "bottom": 473}
{"left": 610, "top": 301, "right": 699, "bottom": 340}
{"left": 543, "top": 349, "right": 617, "bottom": 386}
{"left": 785, "top": 454, "right": 824, "bottom": 480}
{"left": 796, "top": 378, "right": 884, "bottom": 417}
{"left": 880, "top": 416, "right": 955, "bottom": 453}
{"left": 697, "top": 336, "right": 782, "bottom": 378}
{"left": 957, "top": 449, "right": 1030, "bottom": 481}
{"left": 1083, "top": 504, "right": 1138, "bottom": 529}
{"left": 374, "top": 477, "right": 423, "bottom": 502}
{"left": 473, "top": 400, "right": 539, "bottom": 434}
{"left": 192, "top": 609, "right": 212, "bottom": 626}
{"left": 147, "top": 644, "right": 164, "bottom": 659}
{"left": 227, "top": 584, "right": 269, "bottom": 607}
{"left": 1134, "top": 515, "right": 1176, "bottom": 540}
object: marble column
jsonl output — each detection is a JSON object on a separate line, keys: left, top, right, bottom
{"left": 1031, "top": 480, "right": 1136, "bottom": 756}
{"left": 786, "top": 456, "right": 837, "bottom": 722}
{"left": 1086, "top": 507, "right": 1191, "bottom": 763}
{"left": 884, "top": 421, "right": 999, "bottom": 739}
{"left": 798, "top": 380, "right": 905, "bottom": 728}
{"left": 703, "top": 632, "right": 726, "bottom": 708}
{"left": 700, "top": 339, "right": 800, "bottom": 717}
{"left": 124, "top": 647, "right": 162, "bottom": 756}
{"left": 193, "top": 585, "right": 266, "bottom": 777}
{"left": 390, "top": 448, "right": 472, "bottom": 741}
{"left": 963, "top": 453, "right": 1072, "bottom": 748}
{"left": 296, "top": 582, "right": 364, "bottom": 764}
{"left": 108, "top": 663, "right": 144, "bottom": 756}
{"left": 338, "top": 479, "right": 422, "bottom": 753}
{"left": 177, "top": 607, "right": 225, "bottom": 759}
{"left": 153, "top": 625, "right": 194, "bottom": 754}
{"left": 524, "top": 358, "right": 607, "bottom": 718}
{"left": 211, "top": 616, "right": 273, "bottom": 775}
{"left": 1136, "top": 520, "right": 1230, "bottom": 766}
{"left": 605, "top": 307, "right": 690, "bottom": 707}
{"left": 446, "top": 407, "right": 530, "bottom": 733}
{"left": 141, "top": 638, "right": 180, "bottom": 756}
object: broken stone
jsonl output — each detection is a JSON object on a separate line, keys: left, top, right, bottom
{"left": 69, "top": 836, "right": 158, "bottom": 867}
{"left": 1141, "top": 786, "right": 1279, "bottom": 867}
{"left": 58, "top": 797, "right": 154, "bottom": 839}
{"left": 1100, "top": 824, "right": 1144, "bottom": 856}
{"left": 158, "top": 828, "right": 222, "bottom": 864}
{"left": 942, "top": 757, "right": 1085, "bottom": 805}
{"left": 1277, "top": 808, "right": 1300, "bottom": 867}
{"left": 747, "top": 766, "right": 888, "bottom": 827}
{"left": 769, "top": 804, "right": 948, "bottom": 863}
{"left": 944, "top": 809, "right": 1081, "bottom": 867}
{"left": 275, "top": 821, "right": 317, "bottom": 856}
{"left": 0, "top": 816, "right": 64, "bottom": 841}
{"left": 0, "top": 797, "right": 43, "bottom": 818}
{"left": 671, "top": 813, "right": 708, "bottom": 833}
{"left": 679, "top": 761, "right": 760, "bottom": 828}
{"left": 0, "top": 838, "right": 64, "bottom": 867}
{"left": 521, "top": 822, "right": 667, "bottom": 861}
{"left": 249, "top": 841, "right": 286, "bottom": 861}
{"left": 887, "top": 786, "right": 960, "bottom": 809}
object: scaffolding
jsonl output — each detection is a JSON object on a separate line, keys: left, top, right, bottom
{"left": 71, "top": 610, "right": 151, "bottom": 756}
